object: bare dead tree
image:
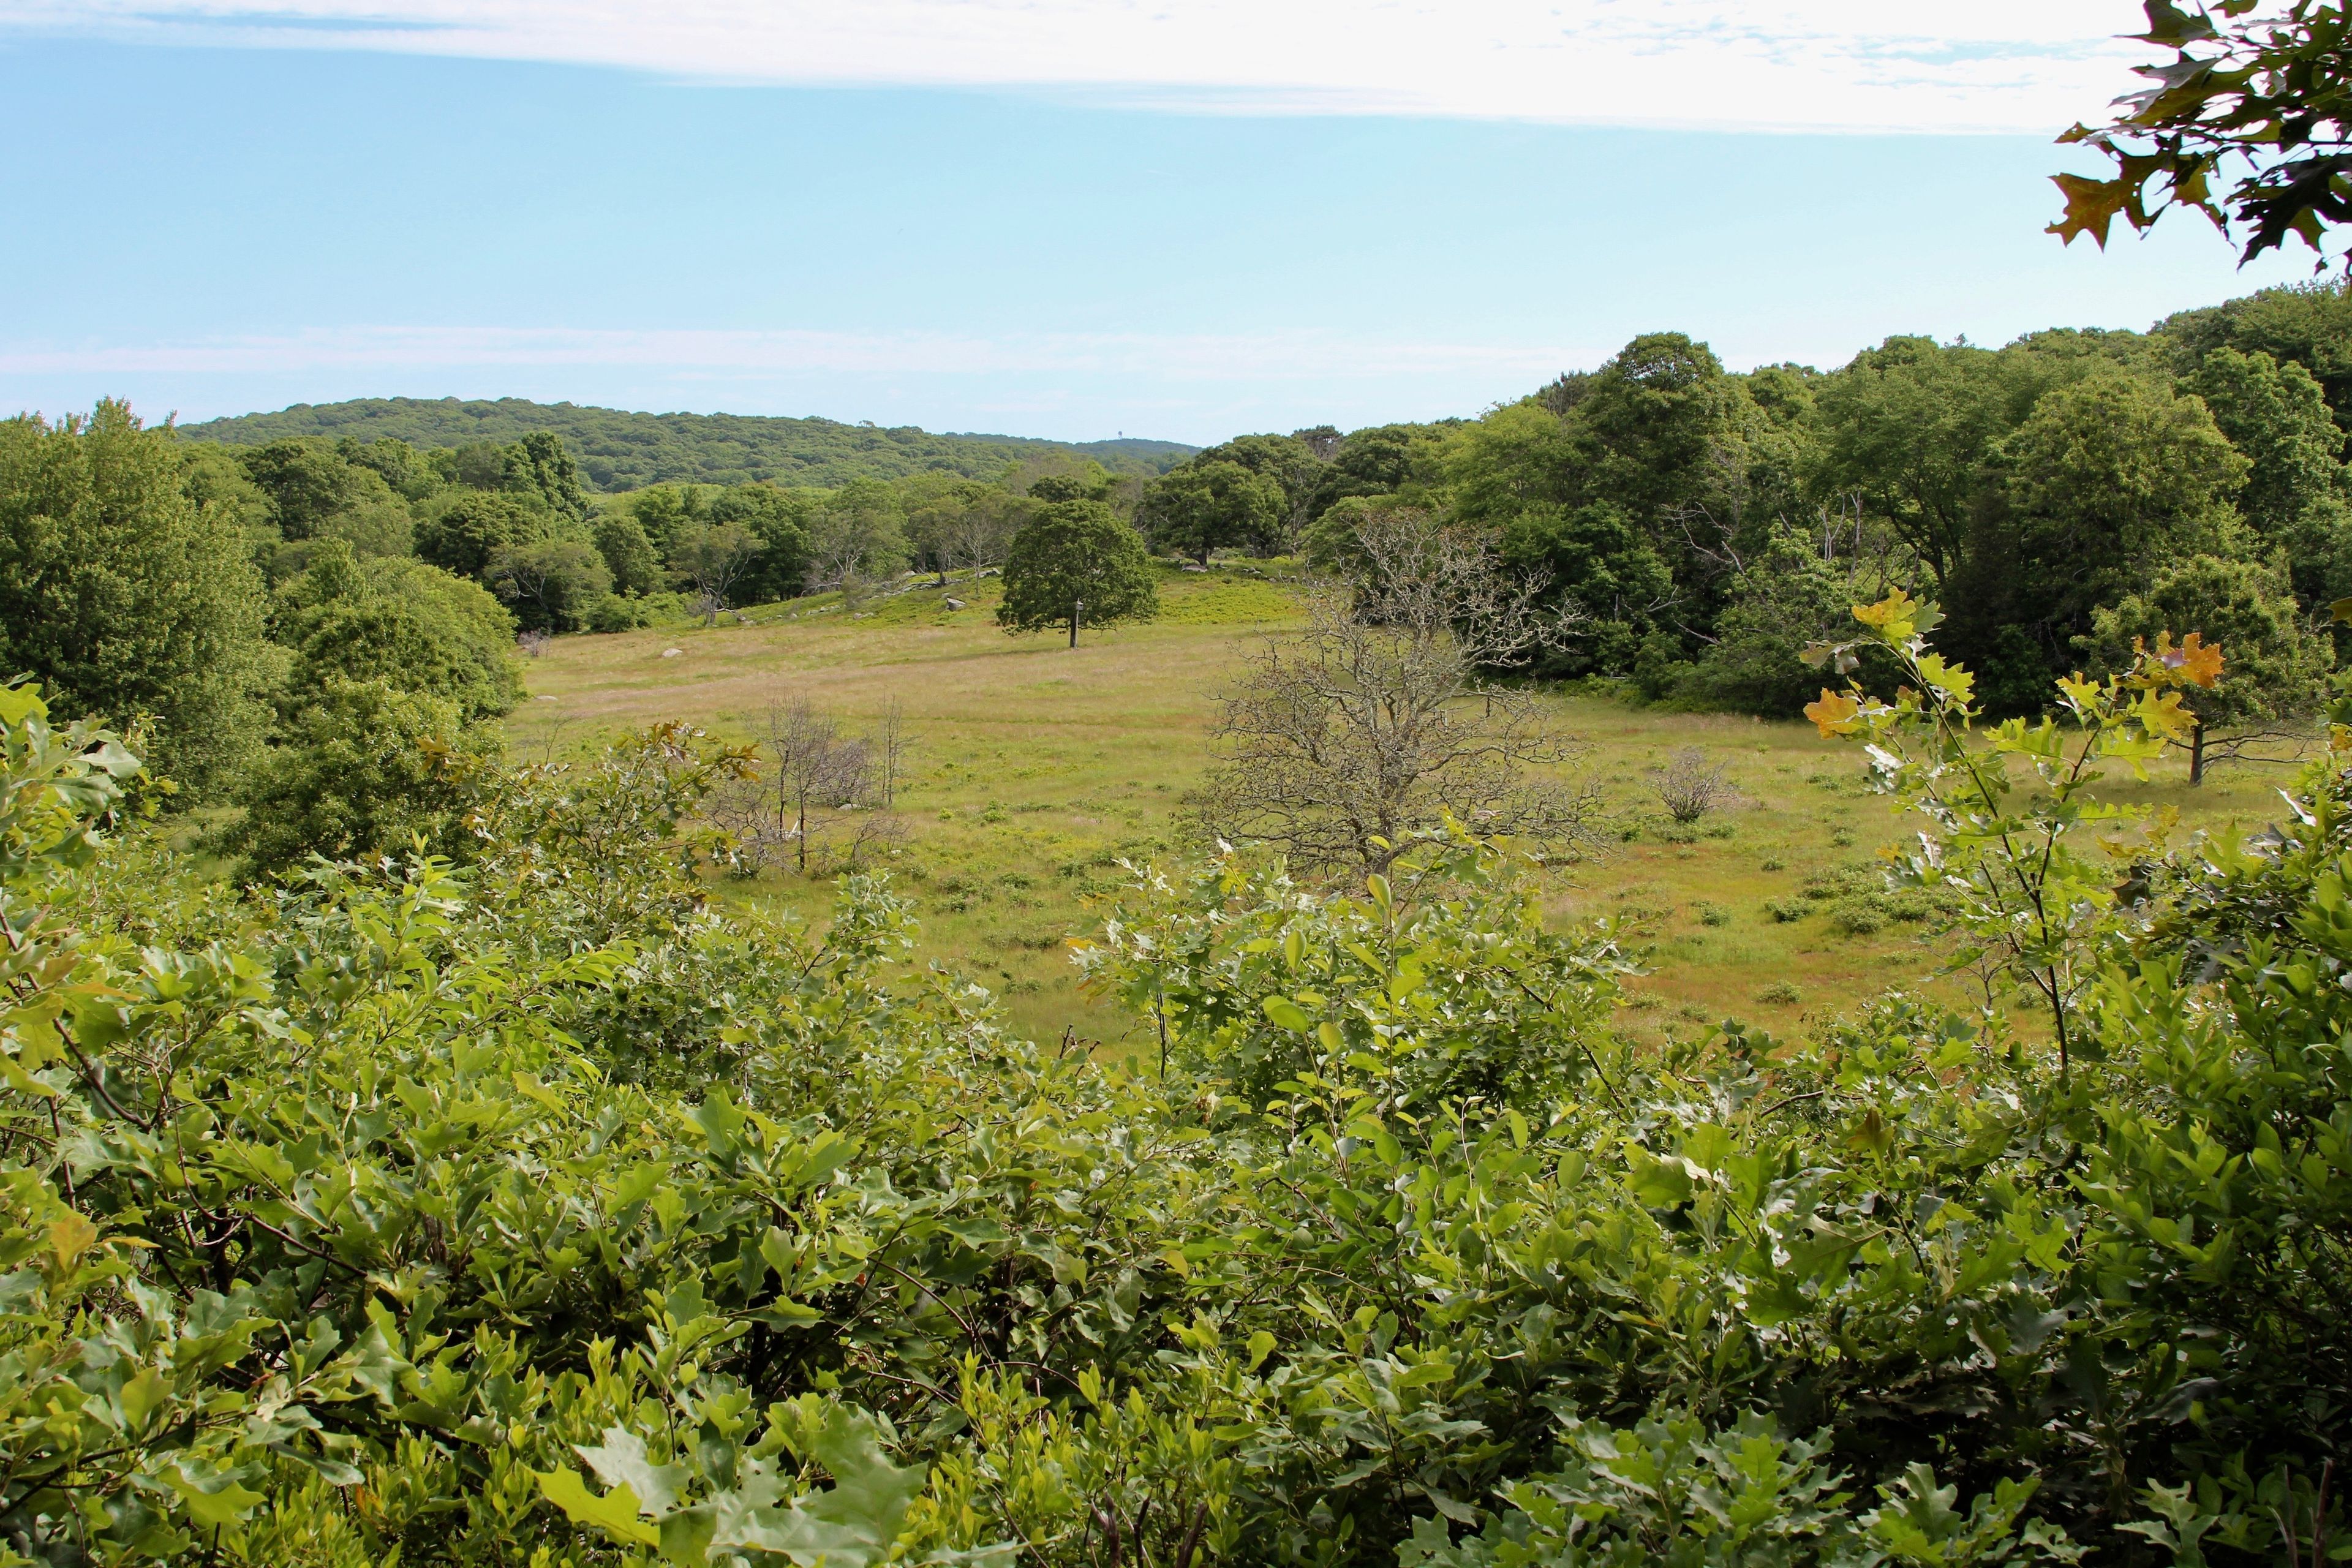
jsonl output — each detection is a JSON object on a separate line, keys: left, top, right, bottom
{"left": 1651, "top": 746, "right": 1745, "bottom": 823}
{"left": 709, "top": 693, "right": 905, "bottom": 875}
{"left": 873, "top": 696, "right": 911, "bottom": 810}
{"left": 1189, "top": 508, "right": 1606, "bottom": 880}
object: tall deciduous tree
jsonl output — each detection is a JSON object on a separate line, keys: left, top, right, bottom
{"left": 1952, "top": 366, "right": 2252, "bottom": 709}
{"left": 1142, "top": 459, "right": 1286, "bottom": 564}
{"left": 997, "top": 500, "right": 1157, "bottom": 643}
{"left": 668, "top": 519, "right": 759, "bottom": 622}
{"left": 0, "top": 401, "right": 275, "bottom": 793}
{"left": 591, "top": 510, "right": 668, "bottom": 598}
{"left": 804, "top": 478, "right": 908, "bottom": 600}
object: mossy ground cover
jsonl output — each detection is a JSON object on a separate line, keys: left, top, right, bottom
{"left": 509, "top": 560, "right": 2293, "bottom": 1044}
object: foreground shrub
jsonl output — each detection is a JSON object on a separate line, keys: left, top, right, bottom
{"left": 1, "top": 619, "right": 2348, "bottom": 1563}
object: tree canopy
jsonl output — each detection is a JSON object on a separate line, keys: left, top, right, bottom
{"left": 997, "top": 499, "right": 1158, "bottom": 637}
{"left": 179, "top": 396, "right": 1195, "bottom": 489}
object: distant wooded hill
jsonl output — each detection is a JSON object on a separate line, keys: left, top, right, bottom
{"left": 177, "top": 397, "right": 1197, "bottom": 491}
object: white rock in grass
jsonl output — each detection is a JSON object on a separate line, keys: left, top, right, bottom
{"left": 662, "top": 648, "right": 684, "bottom": 658}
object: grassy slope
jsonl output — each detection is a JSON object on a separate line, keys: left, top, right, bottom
{"left": 509, "top": 566, "right": 2292, "bottom": 1046}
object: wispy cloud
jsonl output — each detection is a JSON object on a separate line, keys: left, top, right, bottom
{"left": 0, "top": 324, "right": 1602, "bottom": 382}
{"left": 0, "top": 0, "right": 2153, "bottom": 133}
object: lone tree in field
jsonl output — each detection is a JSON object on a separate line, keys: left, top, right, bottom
{"left": 1191, "top": 508, "right": 1604, "bottom": 878}
{"left": 997, "top": 500, "right": 1158, "bottom": 647}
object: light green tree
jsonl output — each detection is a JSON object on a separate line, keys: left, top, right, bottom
{"left": 0, "top": 401, "right": 276, "bottom": 794}
{"left": 275, "top": 540, "right": 522, "bottom": 722}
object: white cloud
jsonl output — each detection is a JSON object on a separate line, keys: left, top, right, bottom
{"left": 1, "top": 0, "right": 2157, "bottom": 134}
{"left": 0, "top": 323, "right": 1600, "bottom": 382}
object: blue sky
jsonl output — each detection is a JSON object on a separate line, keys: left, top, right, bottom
{"left": 0, "top": 7, "right": 2317, "bottom": 446}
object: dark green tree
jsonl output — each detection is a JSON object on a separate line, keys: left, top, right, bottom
{"left": 1952, "top": 366, "right": 2251, "bottom": 706}
{"left": 487, "top": 536, "right": 614, "bottom": 633}
{"left": 1187, "top": 433, "right": 1327, "bottom": 549}
{"left": 1685, "top": 524, "right": 1879, "bottom": 716}
{"left": 516, "top": 431, "right": 592, "bottom": 521}
{"left": 1806, "top": 337, "right": 2058, "bottom": 590}
{"left": 2159, "top": 280, "right": 2352, "bottom": 426}
{"left": 707, "top": 481, "right": 816, "bottom": 603}
{"left": 239, "top": 438, "right": 366, "bottom": 540}
{"left": 998, "top": 500, "right": 1158, "bottom": 643}
{"left": 1305, "top": 423, "right": 1457, "bottom": 522}
{"left": 0, "top": 401, "right": 276, "bottom": 793}
{"left": 337, "top": 435, "right": 440, "bottom": 500}
{"left": 2082, "top": 552, "right": 2331, "bottom": 780}
{"left": 414, "top": 490, "right": 552, "bottom": 580}
{"left": 1143, "top": 460, "right": 1286, "bottom": 563}
{"left": 2185, "top": 346, "right": 2352, "bottom": 615}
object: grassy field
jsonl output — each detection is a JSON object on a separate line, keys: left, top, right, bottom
{"left": 508, "top": 564, "right": 2300, "bottom": 1046}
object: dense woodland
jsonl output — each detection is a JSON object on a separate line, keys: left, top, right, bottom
{"left": 181, "top": 398, "right": 1194, "bottom": 491}
{"left": 2, "top": 277, "right": 2351, "bottom": 1565}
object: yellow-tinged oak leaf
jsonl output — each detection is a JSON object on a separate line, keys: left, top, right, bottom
{"left": 2138, "top": 688, "right": 2197, "bottom": 743}
{"left": 1804, "top": 690, "right": 1862, "bottom": 738}
{"left": 2174, "top": 631, "right": 2224, "bottom": 689}
{"left": 1851, "top": 589, "right": 1917, "bottom": 639}
{"left": 2057, "top": 674, "right": 2105, "bottom": 710}
{"left": 48, "top": 1213, "right": 99, "bottom": 1272}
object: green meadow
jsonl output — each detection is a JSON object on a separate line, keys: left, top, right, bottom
{"left": 508, "top": 560, "right": 2290, "bottom": 1046}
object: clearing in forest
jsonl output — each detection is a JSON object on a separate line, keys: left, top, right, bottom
{"left": 509, "top": 562, "right": 2292, "bottom": 1045}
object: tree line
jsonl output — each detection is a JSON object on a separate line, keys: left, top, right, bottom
{"left": 1137, "top": 280, "right": 2352, "bottom": 748}
{"left": 181, "top": 396, "right": 1194, "bottom": 491}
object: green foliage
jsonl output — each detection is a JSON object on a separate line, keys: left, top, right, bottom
{"left": 592, "top": 508, "right": 668, "bottom": 598}
{"left": 1683, "top": 526, "right": 1879, "bottom": 716}
{"left": 1144, "top": 459, "right": 1287, "bottom": 563}
{"left": 1803, "top": 587, "right": 2217, "bottom": 1066}
{"left": 222, "top": 676, "right": 491, "bottom": 875}
{"left": 1078, "top": 837, "right": 1629, "bottom": 1112}
{"left": 239, "top": 437, "right": 380, "bottom": 540}
{"left": 709, "top": 481, "right": 818, "bottom": 603}
{"left": 1306, "top": 421, "right": 1458, "bottom": 521}
{"left": 2083, "top": 552, "right": 2331, "bottom": 730}
{"left": 998, "top": 500, "right": 1158, "bottom": 636}
{"left": 2182, "top": 345, "right": 2352, "bottom": 616}
{"left": 1948, "top": 366, "right": 2250, "bottom": 706}
{"left": 180, "top": 396, "right": 1194, "bottom": 489}
{"left": 488, "top": 534, "right": 616, "bottom": 634}
{"left": 0, "top": 401, "right": 276, "bottom": 794}
{"left": 2159, "top": 279, "right": 2352, "bottom": 428}
{"left": 274, "top": 541, "right": 524, "bottom": 723}
{"left": 4, "top": 655, "right": 2352, "bottom": 1564}
{"left": 413, "top": 488, "right": 556, "bottom": 580}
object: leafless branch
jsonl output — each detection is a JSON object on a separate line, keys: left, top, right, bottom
{"left": 1189, "top": 508, "right": 1607, "bottom": 879}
